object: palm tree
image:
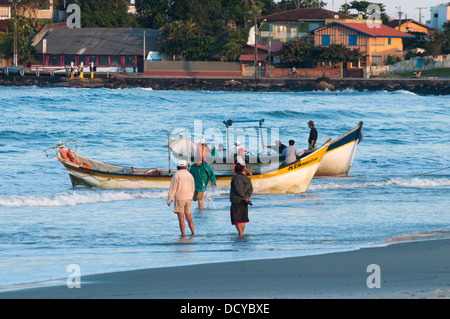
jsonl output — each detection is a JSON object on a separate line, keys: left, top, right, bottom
{"left": 221, "top": 40, "right": 243, "bottom": 61}
{"left": 161, "top": 20, "right": 200, "bottom": 60}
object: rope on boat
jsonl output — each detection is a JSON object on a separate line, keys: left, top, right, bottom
{"left": 43, "top": 139, "right": 79, "bottom": 157}
{"left": 418, "top": 166, "right": 450, "bottom": 176}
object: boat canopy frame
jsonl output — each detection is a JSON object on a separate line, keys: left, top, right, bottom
{"left": 223, "top": 119, "right": 265, "bottom": 155}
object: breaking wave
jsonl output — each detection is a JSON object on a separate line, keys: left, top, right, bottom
{"left": 0, "top": 187, "right": 230, "bottom": 207}
{"left": 309, "top": 177, "right": 450, "bottom": 190}
{"left": 0, "top": 190, "right": 167, "bottom": 207}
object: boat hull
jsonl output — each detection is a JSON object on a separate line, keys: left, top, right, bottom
{"left": 315, "top": 140, "right": 358, "bottom": 176}
{"left": 58, "top": 140, "right": 330, "bottom": 194}
{"left": 315, "top": 121, "right": 363, "bottom": 176}
{"left": 170, "top": 122, "right": 363, "bottom": 177}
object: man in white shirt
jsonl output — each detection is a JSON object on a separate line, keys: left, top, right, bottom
{"left": 168, "top": 160, "right": 195, "bottom": 237}
{"left": 281, "top": 140, "right": 304, "bottom": 166}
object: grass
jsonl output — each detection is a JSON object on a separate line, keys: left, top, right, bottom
{"left": 372, "top": 68, "right": 450, "bottom": 78}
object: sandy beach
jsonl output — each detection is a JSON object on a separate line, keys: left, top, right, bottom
{"left": 1, "top": 238, "right": 450, "bottom": 300}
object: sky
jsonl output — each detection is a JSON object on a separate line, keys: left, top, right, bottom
{"left": 325, "top": 0, "right": 447, "bottom": 23}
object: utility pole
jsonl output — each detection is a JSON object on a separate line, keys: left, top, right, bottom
{"left": 9, "top": 0, "right": 21, "bottom": 67}
{"left": 254, "top": 13, "right": 257, "bottom": 79}
{"left": 415, "top": 7, "right": 428, "bottom": 23}
{"left": 249, "top": 9, "right": 261, "bottom": 79}
{"left": 396, "top": 6, "right": 402, "bottom": 28}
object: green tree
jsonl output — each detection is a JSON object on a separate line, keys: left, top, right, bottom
{"left": 425, "top": 30, "right": 450, "bottom": 57}
{"left": 170, "top": 0, "right": 223, "bottom": 30}
{"left": 160, "top": 20, "right": 201, "bottom": 60}
{"left": 219, "top": 28, "right": 249, "bottom": 61}
{"left": 185, "top": 35, "right": 217, "bottom": 60}
{"left": 319, "top": 44, "right": 348, "bottom": 64}
{"left": 135, "top": 0, "right": 169, "bottom": 28}
{"left": 75, "top": 0, "right": 131, "bottom": 28}
{"left": 340, "top": 1, "right": 389, "bottom": 23}
{"left": 220, "top": 40, "right": 243, "bottom": 61}
{"left": 17, "top": 0, "right": 50, "bottom": 28}
{"left": 222, "top": 0, "right": 256, "bottom": 28}
{"left": 317, "top": 44, "right": 363, "bottom": 65}
{"left": 0, "top": 34, "right": 13, "bottom": 59}
{"left": 277, "top": 0, "right": 327, "bottom": 11}
{"left": 403, "top": 31, "right": 428, "bottom": 51}
{"left": 275, "top": 39, "right": 313, "bottom": 66}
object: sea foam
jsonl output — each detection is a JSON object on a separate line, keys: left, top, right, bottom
{"left": 309, "top": 177, "right": 450, "bottom": 191}
{"left": 0, "top": 187, "right": 230, "bottom": 207}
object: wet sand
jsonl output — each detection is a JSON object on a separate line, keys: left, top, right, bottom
{"left": 1, "top": 238, "right": 450, "bottom": 299}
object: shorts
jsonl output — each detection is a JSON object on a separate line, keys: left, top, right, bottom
{"left": 230, "top": 202, "right": 249, "bottom": 225}
{"left": 193, "top": 191, "right": 204, "bottom": 201}
{"left": 174, "top": 199, "right": 192, "bottom": 215}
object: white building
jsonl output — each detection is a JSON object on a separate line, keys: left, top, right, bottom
{"left": 428, "top": 2, "right": 450, "bottom": 31}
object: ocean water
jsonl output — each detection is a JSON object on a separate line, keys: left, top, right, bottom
{"left": 0, "top": 87, "right": 449, "bottom": 289}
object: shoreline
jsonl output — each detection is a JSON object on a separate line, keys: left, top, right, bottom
{"left": 1, "top": 237, "right": 450, "bottom": 299}
{"left": 0, "top": 75, "right": 449, "bottom": 95}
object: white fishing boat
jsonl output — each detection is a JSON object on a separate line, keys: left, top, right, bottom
{"left": 315, "top": 121, "right": 363, "bottom": 176}
{"left": 170, "top": 121, "right": 363, "bottom": 176}
{"left": 49, "top": 139, "right": 331, "bottom": 194}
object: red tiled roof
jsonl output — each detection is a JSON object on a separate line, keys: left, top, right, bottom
{"left": 247, "top": 43, "right": 283, "bottom": 52}
{"left": 239, "top": 53, "right": 268, "bottom": 62}
{"left": 318, "top": 22, "right": 415, "bottom": 38}
{"left": 258, "top": 8, "right": 353, "bottom": 22}
{"left": 385, "top": 19, "right": 434, "bottom": 30}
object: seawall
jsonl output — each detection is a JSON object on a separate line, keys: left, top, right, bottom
{"left": 0, "top": 75, "right": 449, "bottom": 95}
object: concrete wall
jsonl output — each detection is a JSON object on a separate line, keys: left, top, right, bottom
{"left": 367, "top": 55, "right": 450, "bottom": 76}
{"left": 144, "top": 61, "right": 242, "bottom": 77}
{"left": 271, "top": 68, "right": 342, "bottom": 78}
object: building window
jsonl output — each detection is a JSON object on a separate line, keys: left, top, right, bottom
{"left": 322, "top": 34, "right": 330, "bottom": 46}
{"left": 124, "top": 56, "right": 137, "bottom": 67}
{"left": 0, "top": 7, "right": 10, "bottom": 18}
{"left": 64, "top": 55, "right": 76, "bottom": 66}
{"left": 78, "top": 55, "right": 88, "bottom": 66}
{"left": 388, "top": 38, "right": 392, "bottom": 45}
{"left": 348, "top": 35, "right": 357, "bottom": 46}
{"left": 88, "top": 56, "right": 97, "bottom": 65}
{"left": 98, "top": 56, "right": 109, "bottom": 66}
{"left": 48, "top": 55, "right": 62, "bottom": 66}
{"left": 372, "top": 56, "right": 382, "bottom": 66}
{"left": 309, "top": 23, "right": 319, "bottom": 31}
{"left": 273, "top": 24, "right": 297, "bottom": 40}
{"left": 110, "top": 55, "right": 122, "bottom": 66}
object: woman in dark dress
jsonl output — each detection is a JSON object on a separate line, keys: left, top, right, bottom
{"left": 230, "top": 164, "right": 253, "bottom": 237}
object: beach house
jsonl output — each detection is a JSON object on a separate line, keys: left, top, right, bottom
{"left": 428, "top": 2, "right": 450, "bottom": 31}
{"left": 386, "top": 19, "right": 434, "bottom": 37}
{"left": 32, "top": 27, "right": 161, "bottom": 73}
{"left": 256, "top": 7, "right": 355, "bottom": 43}
{"left": 311, "top": 22, "right": 414, "bottom": 66}
{"left": 0, "top": 0, "right": 54, "bottom": 21}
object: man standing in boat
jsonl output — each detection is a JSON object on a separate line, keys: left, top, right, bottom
{"left": 189, "top": 161, "right": 216, "bottom": 210}
{"left": 168, "top": 160, "right": 196, "bottom": 237}
{"left": 307, "top": 120, "right": 318, "bottom": 150}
